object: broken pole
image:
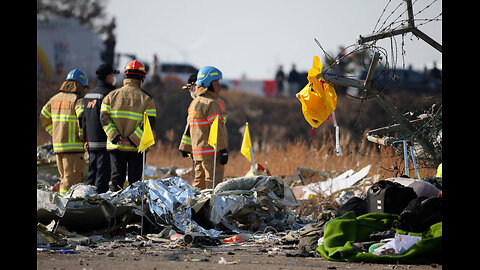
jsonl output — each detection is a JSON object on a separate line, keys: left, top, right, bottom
{"left": 318, "top": 52, "right": 441, "bottom": 164}
{"left": 356, "top": 0, "right": 442, "bottom": 53}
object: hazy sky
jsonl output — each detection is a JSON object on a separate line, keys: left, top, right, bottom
{"left": 106, "top": 0, "right": 442, "bottom": 80}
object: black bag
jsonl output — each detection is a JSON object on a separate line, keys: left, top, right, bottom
{"left": 336, "top": 196, "right": 367, "bottom": 217}
{"left": 396, "top": 196, "right": 442, "bottom": 232}
{"left": 365, "top": 180, "right": 417, "bottom": 215}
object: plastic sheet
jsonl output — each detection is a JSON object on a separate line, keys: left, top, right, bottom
{"left": 372, "top": 233, "right": 422, "bottom": 256}
{"left": 301, "top": 164, "right": 371, "bottom": 199}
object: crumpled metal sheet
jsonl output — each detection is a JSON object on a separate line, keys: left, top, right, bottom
{"left": 64, "top": 183, "right": 98, "bottom": 199}
{"left": 207, "top": 176, "right": 300, "bottom": 231}
{"left": 37, "top": 143, "right": 56, "bottom": 165}
{"left": 37, "top": 175, "right": 301, "bottom": 235}
{"left": 38, "top": 184, "right": 137, "bottom": 234}
{"left": 37, "top": 189, "right": 69, "bottom": 225}
{"left": 119, "top": 177, "right": 222, "bottom": 237}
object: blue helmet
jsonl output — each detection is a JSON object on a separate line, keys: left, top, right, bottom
{"left": 195, "top": 66, "right": 222, "bottom": 87}
{"left": 66, "top": 68, "right": 88, "bottom": 88}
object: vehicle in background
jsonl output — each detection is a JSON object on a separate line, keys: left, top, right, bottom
{"left": 356, "top": 68, "right": 442, "bottom": 94}
{"left": 114, "top": 53, "right": 199, "bottom": 88}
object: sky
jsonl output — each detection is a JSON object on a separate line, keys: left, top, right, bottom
{"left": 106, "top": 0, "right": 442, "bottom": 80}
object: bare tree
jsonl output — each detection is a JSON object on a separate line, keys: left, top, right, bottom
{"left": 37, "top": 0, "right": 112, "bottom": 34}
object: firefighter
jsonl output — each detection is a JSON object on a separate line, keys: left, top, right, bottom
{"left": 80, "top": 63, "right": 119, "bottom": 194}
{"left": 179, "top": 74, "right": 197, "bottom": 158}
{"left": 40, "top": 68, "right": 88, "bottom": 196}
{"left": 179, "top": 73, "right": 228, "bottom": 157}
{"left": 100, "top": 60, "right": 157, "bottom": 191}
{"left": 187, "top": 66, "right": 228, "bottom": 190}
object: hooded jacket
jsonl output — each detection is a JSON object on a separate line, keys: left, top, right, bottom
{"left": 187, "top": 86, "right": 228, "bottom": 161}
{"left": 80, "top": 80, "right": 115, "bottom": 151}
{"left": 40, "top": 80, "right": 86, "bottom": 153}
{"left": 100, "top": 78, "right": 156, "bottom": 152}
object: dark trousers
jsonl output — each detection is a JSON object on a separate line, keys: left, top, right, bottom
{"left": 85, "top": 149, "right": 111, "bottom": 194}
{"left": 109, "top": 150, "right": 143, "bottom": 192}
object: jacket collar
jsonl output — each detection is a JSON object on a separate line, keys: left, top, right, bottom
{"left": 197, "top": 86, "right": 219, "bottom": 99}
{"left": 123, "top": 78, "right": 142, "bottom": 88}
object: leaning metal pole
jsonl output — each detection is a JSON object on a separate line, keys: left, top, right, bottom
{"left": 317, "top": 52, "right": 441, "bottom": 165}
{"left": 356, "top": 0, "right": 442, "bottom": 53}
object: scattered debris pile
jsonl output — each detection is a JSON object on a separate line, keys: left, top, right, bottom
{"left": 37, "top": 160, "right": 442, "bottom": 265}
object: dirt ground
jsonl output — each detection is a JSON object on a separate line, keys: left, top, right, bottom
{"left": 37, "top": 238, "right": 441, "bottom": 270}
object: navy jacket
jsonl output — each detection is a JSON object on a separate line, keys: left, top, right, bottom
{"left": 81, "top": 80, "right": 116, "bottom": 150}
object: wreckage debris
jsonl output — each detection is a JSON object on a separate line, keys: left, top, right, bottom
{"left": 37, "top": 162, "right": 442, "bottom": 265}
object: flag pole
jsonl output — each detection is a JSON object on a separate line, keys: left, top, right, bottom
{"left": 250, "top": 146, "right": 256, "bottom": 175}
{"left": 212, "top": 143, "right": 217, "bottom": 189}
{"left": 140, "top": 148, "right": 146, "bottom": 236}
{"left": 138, "top": 111, "right": 155, "bottom": 236}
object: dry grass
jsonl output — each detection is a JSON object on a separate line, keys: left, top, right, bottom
{"left": 145, "top": 132, "right": 437, "bottom": 183}
{"left": 37, "top": 79, "right": 438, "bottom": 182}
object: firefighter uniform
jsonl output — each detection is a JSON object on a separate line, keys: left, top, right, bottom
{"left": 188, "top": 85, "right": 228, "bottom": 189}
{"left": 40, "top": 70, "right": 87, "bottom": 196}
{"left": 179, "top": 95, "right": 227, "bottom": 157}
{"left": 100, "top": 64, "right": 156, "bottom": 191}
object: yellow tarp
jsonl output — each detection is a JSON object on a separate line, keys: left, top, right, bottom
{"left": 296, "top": 56, "right": 337, "bottom": 128}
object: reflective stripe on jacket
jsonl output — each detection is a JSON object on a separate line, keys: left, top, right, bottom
{"left": 178, "top": 119, "right": 192, "bottom": 153}
{"left": 187, "top": 86, "right": 228, "bottom": 161}
{"left": 40, "top": 80, "right": 85, "bottom": 153}
{"left": 179, "top": 94, "right": 227, "bottom": 154}
{"left": 100, "top": 78, "right": 156, "bottom": 152}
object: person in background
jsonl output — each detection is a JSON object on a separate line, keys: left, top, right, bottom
{"left": 275, "top": 65, "right": 285, "bottom": 97}
{"left": 287, "top": 64, "right": 301, "bottom": 98}
{"left": 179, "top": 74, "right": 198, "bottom": 158}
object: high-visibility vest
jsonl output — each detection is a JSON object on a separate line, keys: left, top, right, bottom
{"left": 40, "top": 81, "right": 85, "bottom": 153}
{"left": 188, "top": 87, "right": 228, "bottom": 160}
{"left": 179, "top": 97, "right": 227, "bottom": 153}
{"left": 100, "top": 78, "right": 156, "bottom": 152}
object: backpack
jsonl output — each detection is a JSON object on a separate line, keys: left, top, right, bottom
{"left": 365, "top": 180, "right": 417, "bottom": 215}
{"left": 396, "top": 196, "right": 442, "bottom": 232}
{"left": 336, "top": 196, "right": 368, "bottom": 217}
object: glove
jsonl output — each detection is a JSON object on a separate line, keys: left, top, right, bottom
{"left": 219, "top": 149, "right": 228, "bottom": 165}
{"left": 180, "top": 150, "right": 190, "bottom": 158}
{"left": 111, "top": 135, "right": 121, "bottom": 144}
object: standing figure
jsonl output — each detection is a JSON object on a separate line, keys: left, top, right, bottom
{"left": 81, "top": 63, "right": 119, "bottom": 193}
{"left": 100, "top": 60, "right": 157, "bottom": 191}
{"left": 40, "top": 69, "right": 88, "bottom": 196}
{"left": 188, "top": 66, "right": 229, "bottom": 189}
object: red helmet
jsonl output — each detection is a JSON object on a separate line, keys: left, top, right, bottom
{"left": 124, "top": 60, "right": 147, "bottom": 77}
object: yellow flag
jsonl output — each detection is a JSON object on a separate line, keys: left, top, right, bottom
{"left": 241, "top": 122, "right": 252, "bottom": 162}
{"left": 208, "top": 115, "right": 219, "bottom": 148}
{"left": 138, "top": 112, "right": 155, "bottom": 153}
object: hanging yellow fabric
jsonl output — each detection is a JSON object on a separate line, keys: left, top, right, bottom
{"left": 296, "top": 56, "right": 337, "bottom": 128}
